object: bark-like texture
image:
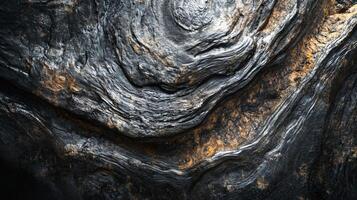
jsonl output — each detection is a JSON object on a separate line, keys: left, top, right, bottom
{"left": 0, "top": 0, "right": 356, "bottom": 199}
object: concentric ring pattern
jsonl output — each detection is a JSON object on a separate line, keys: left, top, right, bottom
{"left": 0, "top": 0, "right": 317, "bottom": 137}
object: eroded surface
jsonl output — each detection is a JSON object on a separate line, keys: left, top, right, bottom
{"left": 0, "top": 0, "right": 357, "bottom": 199}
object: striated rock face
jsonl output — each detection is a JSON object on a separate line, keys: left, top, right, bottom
{"left": 0, "top": 0, "right": 356, "bottom": 199}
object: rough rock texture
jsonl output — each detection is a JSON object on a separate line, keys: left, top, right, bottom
{"left": 0, "top": 0, "right": 356, "bottom": 199}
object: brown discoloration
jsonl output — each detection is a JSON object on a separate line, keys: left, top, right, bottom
{"left": 296, "top": 163, "right": 309, "bottom": 182}
{"left": 288, "top": 3, "right": 357, "bottom": 88}
{"left": 177, "top": 64, "right": 287, "bottom": 169}
{"left": 298, "top": 164, "right": 309, "bottom": 178}
{"left": 256, "top": 177, "right": 269, "bottom": 190}
{"left": 41, "top": 63, "right": 81, "bottom": 93}
{"left": 39, "top": 1, "right": 355, "bottom": 172}
{"left": 262, "top": 0, "right": 294, "bottom": 33}
{"left": 67, "top": 76, "right": 81, "bottom": 92}
{"left": 107, "top": 118, "right": 116, "bottom": 129}
{"left": 351, "top": 147, "right": 357, "bottom": 158}
{"left": 129, "top": 37, "right": 143, "bottom": 55}
{"left": 175, "top": 2, "right": 357, "bottom": 170}
{"left": 64, "top": 144, "right": 79, "bottom": 157}
{"left": 44, "top": 74, "right": 66, "bottom": 92}
{"left": 178, "top": 77, "right": 283, "bottom": 169}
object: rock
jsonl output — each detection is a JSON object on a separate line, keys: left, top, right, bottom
{"left": 0, "top": 0, "right": 356, "bottom": 199}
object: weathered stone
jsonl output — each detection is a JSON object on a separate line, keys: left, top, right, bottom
{"left": 0, "top": 0, "right": 356, "bottom": 199}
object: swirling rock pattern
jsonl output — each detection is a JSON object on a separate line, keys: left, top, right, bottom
{"left": 0, "top": 0, "right": 357, "bottom": 199}
{"left": 0, "top": 0, "right": 320, "bottom": 137}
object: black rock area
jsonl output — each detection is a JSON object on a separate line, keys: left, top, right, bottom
{"left": 0, "top": 0, "right": 356, "bottom": 199}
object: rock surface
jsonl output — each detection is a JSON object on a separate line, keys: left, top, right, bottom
{"left": 0, "top": 0, "right": 356, "bottom": 199}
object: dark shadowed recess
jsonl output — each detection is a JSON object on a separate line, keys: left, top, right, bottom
{"left": 0, "top": 156, "right": 60, "bottom": 200}
{"left": 0, "top": 82, "right": 80, "bottom": 200}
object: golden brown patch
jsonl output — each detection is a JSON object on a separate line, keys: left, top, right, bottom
{"left": 64, "top": 144, "right": 79, "bottom": 157}
{"left": 67, "top": 76, "right": 81, "bottom": 92}
{"left": 178, "top": 68, "right": 286, "bottom": 169}
{"left": 34, "top": 1, "right": 356, "bottom": 172}
{"left": 256, "top": 177, "right": 269, "bottom": 190}
{"left": 107, "top": 118, "right": 116, "bottom": 129}
{"left": 351, "top": 147, "right": 357, "bottom": 158}
{"left": 262, "top": 0, "right": 294, "bottom": 33}
{"left": 288, "top": 3, "right": 357, "bottom": 87}
{"left": 176, "top": 2, "right": 357, "bottom": 170}
{"left": 41, "top": 63, "right": 81, "bottom": 93}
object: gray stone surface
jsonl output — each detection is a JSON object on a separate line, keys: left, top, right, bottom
{"left": 0, "top": 0, "right": 356, "bottom": 199}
